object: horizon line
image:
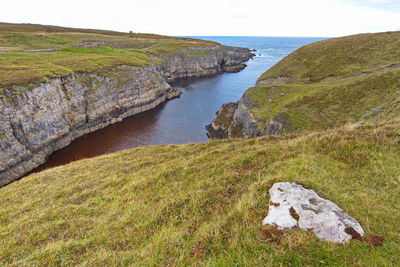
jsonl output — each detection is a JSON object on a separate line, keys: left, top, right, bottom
{"left": 178, "top": 35, "right": 332, "bottom": 38}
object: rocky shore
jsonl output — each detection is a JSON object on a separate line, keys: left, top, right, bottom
{"left": 0, "top": 45, "right": 253, "bottom": 186}
{"left": 206, "top": 92, "right": 263, "bottom": 139}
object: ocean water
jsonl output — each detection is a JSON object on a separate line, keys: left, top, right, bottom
{"left": 36, "top": 36, "right": 326, "bottom": 170}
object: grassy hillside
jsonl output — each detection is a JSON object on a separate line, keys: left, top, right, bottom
{"left": 244, "top": 31, "right": 400, "bottom": 133}
{"left": 0, "top": 23, "right": 217, "bottom": 92}
{"left": 1, "top": 121, "right": 399, "bottom": 266}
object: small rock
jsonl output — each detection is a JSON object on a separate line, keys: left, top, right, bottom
{"left": 166, "top": 88, "right": 182, "bottom": 100}
{"left": 262, "top": 182, "right": 365, "bottom": 243}
{"left": 280, "top": 93, "right": 285, "bottom": 96}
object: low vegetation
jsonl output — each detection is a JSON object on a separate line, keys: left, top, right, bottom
{"left": 0, "top": 23, "right": 217, "bottom": 91}
{"left": 1, "top": 121, "right": 399, "bottom": 265}
{"left": 245, "top": 31, "right": 400, "bottom": 132}
{"left": 1, "top": 25, "right": 399, "bottom": 265}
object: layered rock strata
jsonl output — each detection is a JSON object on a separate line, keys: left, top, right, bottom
{"left": 0, "top": 45, "right": 253, "bottom": 186}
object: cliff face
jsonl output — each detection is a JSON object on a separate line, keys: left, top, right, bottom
{"left": 206, "top": 95, "right": 262, "bottom": 139}
{"left": 0, "top": 46, "right": 253, "bottom": 186}
{"left": 157, "top": 46, "right": 252, "bottom": 81}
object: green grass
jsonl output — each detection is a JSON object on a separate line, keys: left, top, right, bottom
{"left": 0, "top": 47, "right": 150, "bottom": 87}
{"left": 244, "top": 31, "right": 400, "bottom": 134}
{"left": 1, "top": 121, "right": 399, "bottom": 266}
{"left": 247, "top": 69, "right": 400, "bottom": 131}
{"left": 259, "top": 31, "right": 400, "bottom": 82}
{"left": 0, "top": 23, "right": 218, "bottom": 91}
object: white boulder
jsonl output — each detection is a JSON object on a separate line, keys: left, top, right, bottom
{"left": 262, "top": 182, "right": 364, "bottom": 243}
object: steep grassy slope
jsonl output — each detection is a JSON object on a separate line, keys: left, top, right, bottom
{"left": 1, "top": 121, "right": 399, "bottom": 266}
{"left": 0, "top": 22, "right": 217, "bottom": 91}
{"left": 244, "top": 32, "right": 400, "bottom": 133}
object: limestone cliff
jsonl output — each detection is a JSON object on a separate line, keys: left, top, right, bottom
{"left": 157, "top": 46, "right": 252, "bottom": 81}
{"left": 0, "top": 46, "right": 253, "bottom": 186}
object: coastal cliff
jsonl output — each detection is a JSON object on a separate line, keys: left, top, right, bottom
{"left": 207, "top": 32, "right": 400, "bottom": 139}
{"left": 0, "top": 25, "right": 253, "bottom": 186}
{"left": 157, "top": 46, "right": 252, "bottom": 81}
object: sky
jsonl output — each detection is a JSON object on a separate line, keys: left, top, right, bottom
{"left": 1, "top": 0, "right": 400, "bottom": 37}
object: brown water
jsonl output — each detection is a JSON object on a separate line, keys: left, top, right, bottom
{"left": 35, "top": 36, "right": 325, "bottom": 172}
{"left": 34, "top": 76, "right": 244, "bottom": 171}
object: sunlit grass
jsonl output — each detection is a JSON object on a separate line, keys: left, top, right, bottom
{"left": 0, "top": 23, "right": 218, "bottom": 90}
{"left": 243, "top": 31, "right": 400, "bottom": 133}
{"left": 259, "top": 31, "right": 400, "bottom": 82}
{"left": 0, "top": 121, "right": 399, "bottom": 265}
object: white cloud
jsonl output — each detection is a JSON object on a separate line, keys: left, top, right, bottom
{"left": 0, "top": 0, "right": 399, "bottom": 37}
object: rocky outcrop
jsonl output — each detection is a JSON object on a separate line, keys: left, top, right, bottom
{"left": 206, "top": 102, "right": 239, "bottom": 139}
{"left": 206, "top": 95, "right": 262, "bottom": 139}
{"left": 263, "top": 182, "right": 365, "bottom": 243}
{"left": 206, "top": 78, "right": 292, "bottom": 139}
{"left": 0, "top": 46, "right": 253, "bottom": 186}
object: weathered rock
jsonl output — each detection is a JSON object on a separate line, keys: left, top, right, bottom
{"left": 157, "top": 46, "right": 253, "bottom": 82}
{"left": 262, "top": 182, "right": 365, "bottom": 243}
{"left": 166, "top": 87, "right": 182, "bottom": 100}
{"left": 206, "top": 102, "right": 238, "bottom": 139}
{"left": 206, "top": 95, "right": 261, "bottom": 139}
{"left": 0, "top": 45, "right": 253, "bottom": 186}
{"left": 206, "top": 75, "right": 294, "bottom": 139}
{"left": 265, "top": 120, "right": 285, "bottom": 136}
{"left": 264, "top": 114, "right": 292, "bottom": 136}
{"left": 232, "top": 99, "right": 260, "bottom": 138}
